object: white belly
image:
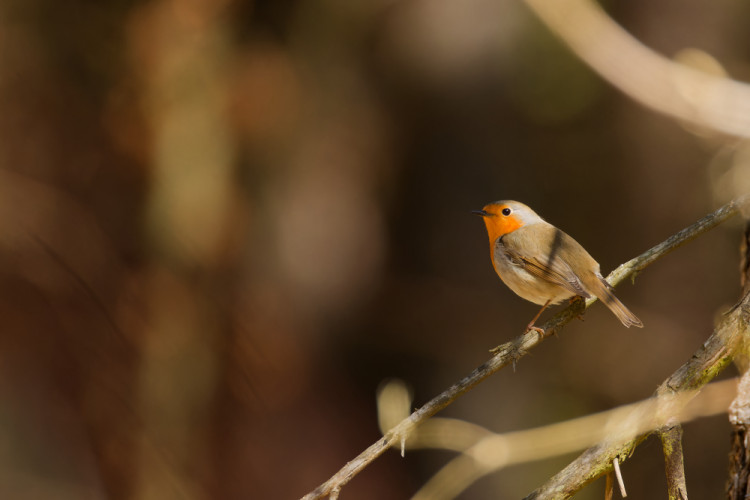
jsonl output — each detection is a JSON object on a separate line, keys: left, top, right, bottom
{"left": 492, "top": 248, "right": 575, "bottom": 305}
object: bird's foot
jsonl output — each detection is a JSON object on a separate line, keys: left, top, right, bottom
{"left": 525, "top": 325, "right": 546, "bottom": 338}
{"left": 569, "top": 296, "right": 586, "bottom": 321}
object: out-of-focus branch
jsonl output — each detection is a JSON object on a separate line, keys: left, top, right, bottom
{"left": 523, "top": 0, "right": 750, "bottom": 138}
{"left": 604, "top": 472, "right": 614, "bottom": 500}
{"left": 659, "top": 423, "right": 688, "bottom": 500}
{"left": 410, "top": 379, "right": 737, "bottom": 500}
{"left": 300, "top": 196, "right": 750, "bottom": 500}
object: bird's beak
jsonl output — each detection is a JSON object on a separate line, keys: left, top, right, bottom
{"left": 471, "top": 209, "right": 490, "bottom": 217}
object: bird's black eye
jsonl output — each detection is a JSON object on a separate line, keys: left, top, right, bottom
{"left": 501, "top": 208, "right": 511, "bottom": 216}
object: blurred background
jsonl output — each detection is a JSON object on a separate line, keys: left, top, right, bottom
{"left": 0, "top": 0, "right": 749, "bottom": 498}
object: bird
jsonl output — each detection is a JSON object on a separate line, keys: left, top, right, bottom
{"left": 473, "top": 200, "right": 643, "bottom": 334}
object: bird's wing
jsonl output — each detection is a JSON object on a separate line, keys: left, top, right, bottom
{"left": 500, "top": 225, "right": 592, "bottom": 298}
{"left": 516, "top": 253, "right": 590, "bottom": 298}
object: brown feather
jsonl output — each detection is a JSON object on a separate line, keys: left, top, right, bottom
{"left": 501, "top": 224, "right": 593, "bottom": 298}
{"left": 586, "top": 276, "right": 644, "bottom": 328}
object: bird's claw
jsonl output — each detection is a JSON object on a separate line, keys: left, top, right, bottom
{"left": 525, "top": 325, "right": 546, "bottom": 338}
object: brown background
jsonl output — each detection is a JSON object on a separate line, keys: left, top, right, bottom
{"left": 0, "top": 0, "right": 748, "bottom": 498}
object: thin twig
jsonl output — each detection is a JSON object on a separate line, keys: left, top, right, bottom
{"left": 300, "top": 196, "right": 750, "bottom": 500}
{"left": 604, "top": 472, "right": 614, "bottom": 500}
{"left": 612, "top": 458, "right": 626, "bottom": 498}
{"left": 659, "top": 422, "right": 688, "bottom": 500}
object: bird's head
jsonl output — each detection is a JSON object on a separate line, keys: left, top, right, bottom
{"left": 472, "top": 200, "right": 543, "bottom": 244}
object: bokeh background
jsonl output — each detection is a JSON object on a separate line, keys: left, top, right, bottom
{"left": 1, "top": 0, "right": 749, "bottom": 498}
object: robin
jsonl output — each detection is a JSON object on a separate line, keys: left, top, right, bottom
{"left": 473, "top": 200, "right": 643, "bottom": 334}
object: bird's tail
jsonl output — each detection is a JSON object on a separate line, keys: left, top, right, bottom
{"left": 593, "top": 278, "right": 643, "bottom": 328}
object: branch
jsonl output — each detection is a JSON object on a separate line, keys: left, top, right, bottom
{"left": 659, "top": 422, "right": 688, "bottom": 500}
{"left": 300, "top": 196, "right": 750, "bottom": 500}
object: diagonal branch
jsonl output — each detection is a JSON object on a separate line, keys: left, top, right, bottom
{"left": 300, "top": 196, "right": 750, "bottom": 500}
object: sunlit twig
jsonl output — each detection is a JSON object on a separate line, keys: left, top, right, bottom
{"left": 410, "top": 379, "right": 736, "bottom": 499}
{"left": 613, "top": 458, "right": 626, "bottom": 498}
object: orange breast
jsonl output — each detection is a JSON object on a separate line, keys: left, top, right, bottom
{"left": 483, "top": 211, "right": 523, "bottom": 248}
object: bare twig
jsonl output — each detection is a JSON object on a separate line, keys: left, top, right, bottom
{"left": 659, "top": 422, "right": 688, "bottom": 500}
{"left": 612, "top": 458, "right": 627, "bottom": 498}
{"left": 301, "top": 196, "right": 750, "bottom": 500}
